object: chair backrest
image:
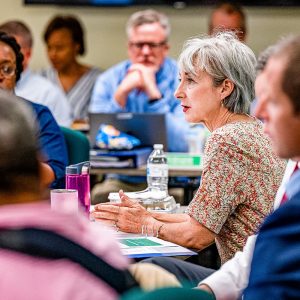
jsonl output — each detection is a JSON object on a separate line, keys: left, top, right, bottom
{"left": 121, "top": 287, "right": 215, "bottom": 300}
{"left": 0, "top": 227, "right": 139, "bottom": 294}
{"left": 60, "top": 127, "right": 90, "bottom": 165}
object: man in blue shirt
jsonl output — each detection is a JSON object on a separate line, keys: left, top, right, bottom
{"left": 89, "top": 10, "right": 189, "bottom": 203}
{"left": 0, "top": 31, "right": 67, "bottom": 190}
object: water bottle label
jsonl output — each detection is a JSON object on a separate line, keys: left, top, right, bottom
{"left": 147, "top": 164, "right": 168, "bottom": 177}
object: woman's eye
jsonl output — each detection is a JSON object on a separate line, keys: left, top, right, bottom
{"left": 187, "top": 77, "right": 195, "bottom": 83}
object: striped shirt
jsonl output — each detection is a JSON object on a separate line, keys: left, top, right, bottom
{"left": 41, "top": 67, "right": 101, "bottom": 120}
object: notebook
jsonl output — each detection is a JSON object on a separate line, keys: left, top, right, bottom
{"left": 89, "top": 112, "right": 168, "bottom": 149}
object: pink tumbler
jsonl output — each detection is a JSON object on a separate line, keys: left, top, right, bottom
{"left": 66, "top": 162, "right": 90, "bottom": 215}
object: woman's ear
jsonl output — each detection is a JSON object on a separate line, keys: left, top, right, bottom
{"left": 220, "top": 79, "right": 234, "bottom": 101}
{"left": 74, "top": 43, "right": 81, "bottom": 55}
{"left": 39, "top": 162, "right": 55, "bottom": 190}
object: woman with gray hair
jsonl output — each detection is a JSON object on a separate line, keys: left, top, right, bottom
{"left": 92, "top": 33, "right": 285, "bottom": 265}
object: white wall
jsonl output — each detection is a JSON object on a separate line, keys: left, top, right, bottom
{"left": 1, "top": 1, "right": 300, "bottom": 70}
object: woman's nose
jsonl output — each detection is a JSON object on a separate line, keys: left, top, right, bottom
{"left": 174, "top": 85, "right": 184, "bottom": 101}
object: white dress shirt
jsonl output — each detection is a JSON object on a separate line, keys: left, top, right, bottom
{"left": 200, "top": 159, "right": 298, "bottom": 300}
{"left": 15, "top": 69, "right": 73, "bottom": 127}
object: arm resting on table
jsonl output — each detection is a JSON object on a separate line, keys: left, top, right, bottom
{"left": 150, "top": 213, "right": 216, "bottom": 251}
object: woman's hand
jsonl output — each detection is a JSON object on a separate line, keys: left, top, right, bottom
{"left": 92, "top": 190, "right": 154, "bottom": 233}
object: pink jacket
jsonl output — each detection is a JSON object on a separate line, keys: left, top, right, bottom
{"left": 0, "top": 202, "right": 129, "bottom": 300}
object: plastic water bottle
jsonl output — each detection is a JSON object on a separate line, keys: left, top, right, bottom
{"left": 147, "top": 144, "right": 168, "bottom": 192}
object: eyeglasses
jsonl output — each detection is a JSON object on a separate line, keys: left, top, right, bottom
{"left": 0, "top": 63, "right": 16, "bottom": 78}
{"left": 129, "top": 40, "right": 167, "bottom": 51}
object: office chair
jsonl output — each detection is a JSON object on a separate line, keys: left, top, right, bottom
{"left": 122, "top": 287, "right": 214, "bottom": 300}
{"left": 60, "top": 127, "right": 90, "bottom": 165}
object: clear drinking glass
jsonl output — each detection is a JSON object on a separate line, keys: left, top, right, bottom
{"left": 50, "top": 189, "right": 78, "bottom": 213}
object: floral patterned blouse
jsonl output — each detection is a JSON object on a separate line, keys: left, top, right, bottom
{"left": 186, "top": 119, "right": 286, "bottom": 264}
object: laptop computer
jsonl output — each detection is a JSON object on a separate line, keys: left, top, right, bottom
{"left": 89, "top": 112, "right": 168, "bottom": 149}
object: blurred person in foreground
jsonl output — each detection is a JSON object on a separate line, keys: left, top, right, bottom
{"left": 89, "top": 9, "right": 190, "bottom": 204}
{"left": 0, "top": 31, "right": 67, "bottom": 189}
{"left": 0, "top": 90, "right": 129, "bottom": 300}
{"left": 244, "top": 34, "right": 300, "bottom": 299}
{"left": 92, "top": 32, "right": 285, "bottom": 265}
{"left": 41, "top": 14, "right": 100, "bottom": 123}
{"left": 209, "top": 1, "right": 247, "bottom": 42}
{"left": 0, "top": 20, "right": 72, "bottom": 127}
{"left": 0, "top": 91, "right": 189, "bottom": 298}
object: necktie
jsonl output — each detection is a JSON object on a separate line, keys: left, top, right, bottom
{"left": 280, "top": 163, "right": 299, "bottom": 205}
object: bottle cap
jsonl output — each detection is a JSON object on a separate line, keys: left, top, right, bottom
{"left": 66, "top": 161, "right": 90, "bottom": 175}
{"left": 153, "top": 144, "right": 163, "bottom": 150}
{"left": 66, "top": 165, "right": 79, "bottom": 175}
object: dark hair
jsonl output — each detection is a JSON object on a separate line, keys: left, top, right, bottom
{"left": 0, "top": 90, "right": 39, "bottom": 196}
{"left": 43, "top": 15, "right": 85, "bottom": 55}
{"left": 0, "top": 31, "right": 23, "bottom": 82}
{"left": 272, "top": 35, "right": 300, "bottom": 114}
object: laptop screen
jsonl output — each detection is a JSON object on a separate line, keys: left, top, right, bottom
{"left": 89, "top": 112, "right": 168, "bottom": 149}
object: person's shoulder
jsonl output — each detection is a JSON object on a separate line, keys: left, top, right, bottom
{"left": 39, "top": 67, "right": 55, "bottom": 79}
{"left": 19, "top": 97, "right": 48, "bottom": 111}
{"left": 263, "top": 188, "right": 300, "bottom": 231}
{"left": 212, "top": 119, "right": 263, "bottom": 143}
{"left": 164, "top": 56, "right": 177, "bottom": 65}
{"left": 88, "top": 66, "right": 102, "bottom": 75}
{"left": 28, "top": 72, "right": 63, "bottom": 92}
{"left": 26, "top": 71, "right": 49, "bottom": 83}
{"left": 82, "top": 66, "right": 102, "bottom": 81}
{"left": 218, "top": 119, "right": 262, "bottom": 133}
{"left": 94, "top": 60, "right": 130, "bottom": 84}
{"left": 25, "top": 98, "right": 60, "bottom": 125}
{"left": 25, "top": 98, "right": 50, "bottom": 113}
{"left": 162, "top": 57, "right": 178, "bottom": 71}
{"left": 205, "top": 120, "right": 261, "bottom": 155}
{"left": 103, "top": 60, "right": 130, "bottom": 75}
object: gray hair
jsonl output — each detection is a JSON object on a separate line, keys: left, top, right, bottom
{"left": 0, "top": 90, "right": 39, "bottom": 195}
{"left": 126, "top": 9, "right": 170, "bottom": 39}
{"left": 256, "top": 45, "right": 277, "bottom": 75}
{"left": 178, "top": 32, "right": 256, "bottom": 114}
{"left": 0, "top": 20, "right": 33, "bottom": 49}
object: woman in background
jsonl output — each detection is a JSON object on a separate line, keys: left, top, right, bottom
{"left": 41, "top": 15, "right": 101, "bottom": 123}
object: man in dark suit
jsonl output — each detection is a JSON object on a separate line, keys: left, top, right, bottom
{"left": 244, "top": 35, "right": 300, "bottom": 299}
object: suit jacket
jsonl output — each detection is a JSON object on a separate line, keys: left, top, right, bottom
{"left": 244, "top": 170, "right": 300, "bottom": 299}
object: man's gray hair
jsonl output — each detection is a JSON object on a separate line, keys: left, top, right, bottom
{"left": 126, "top": 9, "right": 170, "bottom": 39}
{"left": 178, "top": 32, "right": 256, "bottom": 114}
{"left": 0, "top": 90, "right": 39, "bottom": 194}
